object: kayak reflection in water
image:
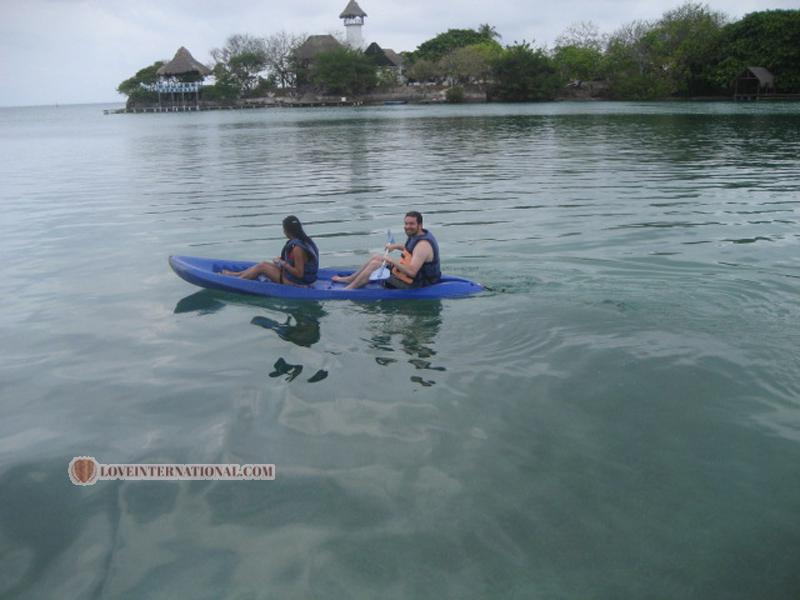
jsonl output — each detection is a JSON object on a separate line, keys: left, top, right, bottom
{"left": 222, "top": 215, "right": 319, "bottom": 285}
{"left": 332, "top": 211, "right": 441, "bottom": 290}
{"left": 251, "top": 302, "right": 328, "bottom": 383}
{"left": 365, "top": 300, "right": 445, "bottom": 387}
{"left": 250, "top": 303, "right": 324, "bottom": 348}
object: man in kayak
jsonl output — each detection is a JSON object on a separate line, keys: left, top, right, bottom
{"left": 221, "top": 215, "right": 319, "bottom": 284}
{"left": 332, "top": 211, "right": 441, "bottom": 290}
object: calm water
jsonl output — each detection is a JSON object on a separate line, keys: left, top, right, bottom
{"left": 1, "top": 101, "right": 800, "bottom": 599}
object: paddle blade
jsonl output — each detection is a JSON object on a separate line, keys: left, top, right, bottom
{"left": 369, "top": 266, "right": 391, "bottom": 281}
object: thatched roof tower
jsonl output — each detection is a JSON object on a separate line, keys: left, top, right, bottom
{"left": 339, "top": 0, "right": 367, "bottom": 18}
{"left": 340, "top": 0, "right": 367, "bottom": 49}
{"left": 157, "top": 47, "right": 211, "bottom": 77}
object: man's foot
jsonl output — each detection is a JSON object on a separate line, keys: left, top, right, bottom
{"left": 331, "top": 274, "right": 353, "bottom": 284}
{"left": 220, "top": 269, "right": 240, "bottom": 277}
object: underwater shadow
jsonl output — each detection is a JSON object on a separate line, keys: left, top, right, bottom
{"left": 249, "top": 301, "right": 326, "bottom": 348}
{"left": 358, "top": 300, "right": 445, "bottom": 387}
{"left": 250, "top": 300, "right": 328, "bottom": 384}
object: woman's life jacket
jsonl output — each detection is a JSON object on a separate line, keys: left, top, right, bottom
{"left": 281, "top": 238, "right": 319, "bottom": 284}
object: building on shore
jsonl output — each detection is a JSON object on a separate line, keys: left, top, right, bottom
{"left": 295, "top": 35, "right": 343, "bottom": 69}
{"left": 365, "top": 42, "right": 403, "bottom": 69}
{"left": 156, "top": 47, "right": 211, "bottom": 80}
{"left": 296, "top": 1, "right": 369, "bottom": 67}
{"left": 733, "top": 67, "right": 775, "bottom": 100}
{"left": 365, "top": 42, "right": 404, "bottom": 84}
{"left": 297, "top": 2, "right": 401, "bottom": 76}
{"left": 137, "top": 47, "right": 211, "bottom": 109}
{"left": 340, "top": 0, "right": 367, "bottom": 49}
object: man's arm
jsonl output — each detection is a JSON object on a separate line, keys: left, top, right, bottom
{"left": 387, "top": 241, "right": 432, "bottom": 278}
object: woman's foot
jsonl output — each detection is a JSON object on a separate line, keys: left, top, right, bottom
{"left": 331, "top": 274, "right": 353, "bottom": 283}
{"left": 220, "top": 269, "right": 240, "bottom": 277}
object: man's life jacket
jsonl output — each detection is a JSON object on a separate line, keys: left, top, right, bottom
{"left": 391, "top": 229, "right": 441, "bottom": 287}
{"left": 281, "top": 238, "right": 319, "bottom": 284}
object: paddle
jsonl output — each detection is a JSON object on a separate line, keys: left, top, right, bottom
{"left": 369, "top": 230, "right": 395, "bottom": 281}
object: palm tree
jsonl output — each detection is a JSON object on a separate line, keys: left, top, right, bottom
{"left": 478, "top": 23, "right": 502, "bottom": 40}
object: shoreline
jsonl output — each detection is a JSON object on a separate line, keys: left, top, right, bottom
{"left": 108, "top": 82, "right": 800, "bottom": 114}
{"left": 105, "top": 93, "right": 800, "bottom": 115}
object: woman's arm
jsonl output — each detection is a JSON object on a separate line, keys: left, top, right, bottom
{"left": 280, "top": 246, "right": 306, "bottom": 279}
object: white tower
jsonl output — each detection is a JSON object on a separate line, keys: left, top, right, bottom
{"left": 339, "top": 0, "right": 367, "bottom": 49}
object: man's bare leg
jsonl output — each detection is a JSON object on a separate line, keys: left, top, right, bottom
{"left": 332, "top": 256, "right": 383, "bottom": 284}
{"left": 344, "top": 256, "right": 386, "bottom": 289}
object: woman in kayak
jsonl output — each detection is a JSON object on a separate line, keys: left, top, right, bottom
{"left": 221, "top": 215, "right": 319, "bottom": 284}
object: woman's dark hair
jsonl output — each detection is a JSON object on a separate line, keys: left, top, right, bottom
{"left": 283, "top": 215, "right": 313, "bottom": 245}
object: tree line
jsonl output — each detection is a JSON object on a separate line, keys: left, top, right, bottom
{"left": 118, "top": 4, "right": 800, "bottom": 104}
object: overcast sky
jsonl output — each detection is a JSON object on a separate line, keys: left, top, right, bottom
{"left": 0, "top": 0, "right": 795, "bottom": 107}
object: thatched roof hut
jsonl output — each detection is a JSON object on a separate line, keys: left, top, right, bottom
{"left": 743, "top": 67, "right": 774, "bottom": 88}
{"left": 365, "top": 43, "right": 402, "bottom": 68}
{"left": 295, "top": 35, "right": 342, "bottom": 62}
{"left": 157, "top": 47, "right": 211, "bottom": 77}
{"left": 734, "top": 66, "right": 775, "bottom": 99}
{"left": 339, "top": 0, "right": 367, "bottom": 18}
{"left": 383, "top": 49, "right": 403, "bottom": 68}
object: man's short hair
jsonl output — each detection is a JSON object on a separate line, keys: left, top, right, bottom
{"left": 405, "top": 211, "right": 423, "bottom": 225}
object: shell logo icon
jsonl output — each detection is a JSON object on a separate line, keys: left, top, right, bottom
{"left": 68, "top": 456, "right": 99, "bottom": 486}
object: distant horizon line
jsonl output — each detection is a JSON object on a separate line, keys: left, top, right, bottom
{"left": 0, "top": 100, "right": 125, "bottom": 109}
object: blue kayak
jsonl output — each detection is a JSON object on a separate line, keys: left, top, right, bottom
{"left": 169, "top": 255, "right": 484, "bottom": 300}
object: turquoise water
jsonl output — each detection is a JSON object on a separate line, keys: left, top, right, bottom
{"left": 1, "top": 101, "right": 800, "bottom": 599}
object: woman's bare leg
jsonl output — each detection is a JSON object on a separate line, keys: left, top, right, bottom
{"left": 222, "top": 262, "right": 281, "bottom": 282}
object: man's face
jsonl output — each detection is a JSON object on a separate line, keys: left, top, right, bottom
{"left": 404, "top": 216, "right": 421, "bottom": 237}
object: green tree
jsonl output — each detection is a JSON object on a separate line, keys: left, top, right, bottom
{"left": 265, "top": 31, "right": 306, "bottom": 88}
{"left": 229, "top": 51, "right": 269, "bottom": 93}
{"left": 552, "top": 20, "right": 607, "bottom": 82}
{"left": 410, "top": 28, "right": 501, "bottom": 63}
{"left": 555, "top": 21, "right": 606, "bottom": 52}
{"left": 715, "top": 9, "right": 800, "bottom": 92}
{"left": 489, "top": 42, "right": 560, "bottom": 101}
{"left": 646, "top": 2, "right": 728, "bottom": 96}
{"left": 117, "top": 60, "right": 164, "bottom": 97}
{"left": 210, "top": 34, "right": 269, "bottom": 96}
{"left": 310, "top": 47, "right": 377, "bottom": 96}
{"left": 375, "top": 67, "right": 401, "bottom": 89}
{"left": 604, "top": 19, "right": 671, "bottom": 99}
{"left": 552, "top": 45, "right": 604, "bottom": 82}
{"left": 202, "top": 63, "right": 241, "bottom": 102}
{"left": 439, "top": 43, "right": 500, "bottom": 84}
{"left": 404, "top": 58, "right": 441, "bottom": 83}
{"left": 477, "top": 23, "right": 502, "bottom": 40}
{"left": 604, "top": 4, "right": 728, "bottom": 98}
{"left": 446, "top": 86, "right": 466, "bottom": 103}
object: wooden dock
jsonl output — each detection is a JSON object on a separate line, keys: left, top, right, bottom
{"left": 734, "top": 93, "right": 800, "bottom": 102}
{"left": 104, "top": 100, "right": 364, "bottom": 115}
